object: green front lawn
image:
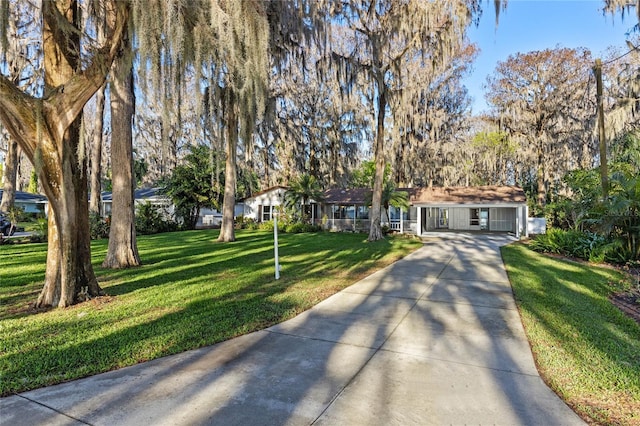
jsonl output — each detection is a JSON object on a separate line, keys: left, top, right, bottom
{"left": 0, "top": 229, "right": 422, "bottom": 396}
{"left": 502, "top": 243, "right": 640, "bottom": 426}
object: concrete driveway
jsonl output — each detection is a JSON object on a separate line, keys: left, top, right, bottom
{"left": 1, "top": 234, "right": 584, "bottom": 425}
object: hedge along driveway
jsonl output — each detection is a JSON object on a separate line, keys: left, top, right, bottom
{"left": 0, "top": 230, "right": 422, "bottom": 396}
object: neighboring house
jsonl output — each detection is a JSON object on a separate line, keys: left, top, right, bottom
{"left": 102, "top": 187, "right": 224, "bottom": 228}
{"left": 101, "top": 187, "right": 174, "bottom": 219}
{"left": 238, "top": 186, "right": 288, "bottom": 222}
{"left": 0, "top": 190, "right": 48, "bottom": 215}
{"left": 199, "top": 208, "right": 223, "bottom": 227}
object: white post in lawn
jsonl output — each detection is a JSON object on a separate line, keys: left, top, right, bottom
{"left": 274, "top": 211, "right": 280, "bottom": 280}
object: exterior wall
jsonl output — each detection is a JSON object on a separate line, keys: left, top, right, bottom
{"left": 450, "top": 208, "right": 471, "bottom": 231}
{"left": 15, "top": 201, "right": 46, "bottom": 214}
{"left": 242, "top": 188, "right": 286, "bottom": 222}
{"left": 103, "top": 197, "right": 174, "bottom": 219}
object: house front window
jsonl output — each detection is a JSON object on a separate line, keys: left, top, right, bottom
{"left": 357, "top": 206, "right": 369, "bottom": 219}
{"left": 470, "top": 208, "right": 489, "bottom": 229}
{"left": 263, "top": 205, "right": 271, "bottom": 221}
{"left": 470, "top": 208, "right": 480, "bottom": 226}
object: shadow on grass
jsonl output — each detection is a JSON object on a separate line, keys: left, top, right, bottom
{"left": 501, "top": 243, "right": 640, "bottom": 423}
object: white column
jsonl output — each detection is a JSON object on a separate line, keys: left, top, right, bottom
{"left": 515, "top": 206, "right": 520, "bottom": 239}
{"left": 416, "top": 206, "right": 422, "bottom": 235}
{"left": 353, "top": 204, "right": 357, "bottom": 232}
{"left": 400, "top": 207, "right": 404, "bottom": 234}
{"left": 274, "top": 213, "right": 280, "bottom": 280}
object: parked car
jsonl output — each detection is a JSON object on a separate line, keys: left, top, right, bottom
{"left": 0, "top": 213, "right": 14, "bottom": 236}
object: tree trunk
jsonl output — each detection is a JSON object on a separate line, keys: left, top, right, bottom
{"left": 368, "top": 82, "right": 386, "bottom": 242}
{"left": 89, "top": 84, "right": 106, "bottom": 215}
{"left": 37, "top": 112, "right": 103, "bottom": 307}
{"left": 218, "top": 91, "right": 238, "bottom": 243}
{"left": 103, "top": 29, "right": 140, "bottom": 269}
{"left": 536, "top": 145, "right": 546, "bottom": 209}
{"left": 0, "top": 139, "right": 18, "bottom": 212}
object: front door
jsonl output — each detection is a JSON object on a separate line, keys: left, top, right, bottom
{"left": 480, "top": 208, "right": 489, "bottom": 230}
{"left": 437, "top": 208, "right": 449, "bottom": 229}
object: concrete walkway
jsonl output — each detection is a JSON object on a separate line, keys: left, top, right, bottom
{"left": 1, "top": 235, "right": 584, "bottom": 425}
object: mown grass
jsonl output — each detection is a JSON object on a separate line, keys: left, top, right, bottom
{"left": 0, "top": 229, "right": 422, "bottom": 396}
{"left": 502, "top": 243, "right": 640, "bottom": 426}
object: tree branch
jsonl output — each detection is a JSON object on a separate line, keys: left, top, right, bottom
{"left": 0, "top": 75, "right": 39, "bottom": 159}
{"left": 47, "top": 1, "right": 130, "bottom": 142}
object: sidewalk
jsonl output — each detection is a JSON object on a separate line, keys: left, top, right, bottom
{"left": 1, "top": 235, "right": 584, "bottom": 425}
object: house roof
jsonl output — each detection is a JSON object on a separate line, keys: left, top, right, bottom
{"left": 0, "top": 190, "right": 48, "bottom": 204}
{"left": 240, "top": 186, "right": 288, "bottom": 202}
{"left": 323, "top": 188, "right": 371, "bottom": 204}
{"left": 102, "top": 187, "right": 167, "bottom": 202}
{"left": 409, "top": 185, "right": 526, "bottom": 205}
{"left": 320, "top": 185, "right": 526, "bottom": 206}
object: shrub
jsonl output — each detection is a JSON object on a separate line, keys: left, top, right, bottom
{"left": 135, "top": 202, "right": 179, "bottom": 235}
{"left": 89, "top": 213, "right": 110, "bottom": 240}
{"left": 529, "top": 228, "right": 608, "bottom": 263}
{"left": 30, "top": 218, "right": 49, "bottom": 243}
{"left": 259, "top": 220, "right": 275, "bottom": 232}
{"left": 235, "top": 215, "right": 259, "bottom": 230}
{"left": 284, "top": 222, "right": 303, "bottom": 233}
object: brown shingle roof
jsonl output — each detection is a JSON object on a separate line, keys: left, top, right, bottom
{"left": 321, "top": 186, "right": 526, "bottom": 205}
{"left": 323, "top": 188, "right": 371, "bottom": 204}
{"left": 409, "top": 185, "right": 526, "bottom": 204}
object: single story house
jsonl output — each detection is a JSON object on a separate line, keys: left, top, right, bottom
{"left": 238, "top": 185, "right": 529, "bottom": 238}
{"left": 0, "top": 190, "right": 48, "bottom": 215}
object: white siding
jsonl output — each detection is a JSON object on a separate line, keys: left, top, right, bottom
{"left": 450, "top": 208, "right": 470, "bottom": 230}
{"left": 243, "top": 188, "right": 286, "bottom": 221}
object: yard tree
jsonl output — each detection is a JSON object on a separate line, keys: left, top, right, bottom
{"left": 103, "top": 19, "right": 140, "bottom": 269}
{"left": 326, "top": 0, "right": 481, "bottom": 241}
{"left": 0, "top": 0, "right": 129, "bottom": 307}
{"left": 88, "top": 83, "right": 106, "bottom": 215}
{"left": 391, "top": 43, "right": 477, "bottom": 188}
{"left": 165, "top": 144, "right": 224, "bottom": 230}
{"left": 88, "top": 13, "right": 108, "bottom": 217}
{"left": 364, "top": 180, "right": 410, "bottom": 224}
{"left": 485, "top": 47, "right": 595, "bottom": 209}
{"left": 284, "top": 174, "right": 324, "bottom": 222}
{"left": 129, "top": 1, "right": 276, "bottom": 243}
{"left": 267, "top": 45, "right": 367, "bottom": 187}
{"left": 471, "top": 130, "right": 518, "bottom": 185}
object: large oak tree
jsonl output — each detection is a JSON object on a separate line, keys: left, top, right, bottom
{"left": 326, "top": 0, "right": 481, "bottom": 241}
{"left": 485, "top": 47, "right": 595, "bottom": 209}
{"left": 0, "top": 0, "right": 129, "bottom": 307}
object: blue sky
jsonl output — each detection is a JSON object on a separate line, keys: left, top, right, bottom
{"left": 465, "top": 0, "right": 636, "bottom": 113}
